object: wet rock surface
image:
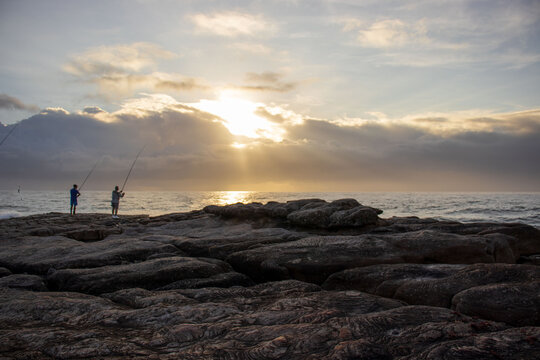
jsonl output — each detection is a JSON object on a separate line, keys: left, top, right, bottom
{"left": 0, "top": 198, "right": 539, "bottom": 358}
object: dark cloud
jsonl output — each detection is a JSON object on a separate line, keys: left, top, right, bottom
{"left": 245, "top": 72, "right": 282, "bottom": 83}
{"left": 237, "top": 71, "right": 298, "bottom": 92}
{"left": 1, "top": 103, "right": 539, "bottom": 191}
{"left": 412, "top": 117, "right": 448, "bottom": 124}
{"left": 0, "top": 94, "right": 39, "bottom": 112}
{"left": 155, "top": 79, "right": 208, "bottom": 91}
{"left": 239, "top": 83, "right": 297, "bottom": 92}
{"left": 82, "top": 106, "right": 105, "bottom": 114}
{"left": 255, "top": 107, "right": 288, "bottom": 123}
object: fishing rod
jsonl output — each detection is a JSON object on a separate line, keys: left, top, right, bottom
{"left": 79, "top": 158, "right": 101, "bottom": 191}
{"left": 0, "top": 122, "right": 19, "bottom": 147}
{"left": 120, "top": 145, "right": 146, "bottom": 192}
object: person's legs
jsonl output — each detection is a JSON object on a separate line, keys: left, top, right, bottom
{"left": 73, "top": 205, "right": 77, "bottom": 215}
{"left": 70, "top": 204, "right": 73, "bottom": 215}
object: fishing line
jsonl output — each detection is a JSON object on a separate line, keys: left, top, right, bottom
{"left": 79, "top": 158, "right": 101, "bottom": 190}
{"left": 121, "top": 145, "right": 146, "bottom": 192}
{"left": 0, "top": 122, "right": 19, "bottom": 147}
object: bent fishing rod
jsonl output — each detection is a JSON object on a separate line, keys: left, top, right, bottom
{"left": 79, "top": 158, "right": 101, "bottom": 191}
{"left": 0, "top": 122, "right": 19, "bottom": 148}
{"left": 120, "top": 145, "right": 146, "bottom": 192}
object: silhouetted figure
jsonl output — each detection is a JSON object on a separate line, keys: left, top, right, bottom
{"left": 70, "top": 184, "right": 80, "bottom": 215}
{"left": 111, "top": 185, "right": 125, "bottom": 218}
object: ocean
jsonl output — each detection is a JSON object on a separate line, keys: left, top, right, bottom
{"left": 0, "top": 190, "right": 539, "bottom": 228}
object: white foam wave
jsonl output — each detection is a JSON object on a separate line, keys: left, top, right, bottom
{"left": 0, "top": 211, "right": 22, "bottom": 219}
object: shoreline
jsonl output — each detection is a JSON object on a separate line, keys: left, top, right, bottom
{"left": 2, "top": 191, "right": 539, "bottom": 227}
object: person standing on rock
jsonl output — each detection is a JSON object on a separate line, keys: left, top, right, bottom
{"left": 111, "top": 185, "right": 125, "bottom": 218}
{"left": 70, "top": 184, "right": 80, "bottom": 215}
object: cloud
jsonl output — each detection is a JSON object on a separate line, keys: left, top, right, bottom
{"left": 1, "top": 94, "right": 539, "bottom": 191}
{"left": 190, "top": 12, "right": 275, "bottom": 37}
{"left": 0, "top": 94, "right": 39, "bottom": 112}
{"left": 64, "top": 43, "right": 207, "bottom": 98}
{"left": 354, "top": 19, "right": 429, "bottom": 48}
{"left": 64, "top": 42, "right": 175, "bottom": 76}
{"left": 336, "top": 1, "right": 540, "bottom": 67}
{"left": 82, "top": 106, "right": 106, "bottom": 115}
{"left": 235, "top": 72, "right": 298, "bottom": 92}
{"left": 155, "top": 78, "right": 208, "bottom": 91}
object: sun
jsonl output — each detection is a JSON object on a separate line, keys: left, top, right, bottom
{"left": 191, "top": 93, "right": 285, "bottom": 142}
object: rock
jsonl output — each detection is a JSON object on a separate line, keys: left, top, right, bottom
{"left": 324, "top": 263, "right": 540, "bottom": 309}
{"left": 452, "top": 281, "right": 540, "bottom": 326}
{"left": 403, "top": 326, "right": 540, "bottom": 360}
{"left": 0, "top": 201, "right": 539, "bottom": 358}
{"left": 0, "top": 267, "right": 11, "bottom": 277}
{"left": 170, "top": 227, "right": 306, "bottom": 259}
{"left": 6, "top": 283, "right": 535, "bottom": 360}
{"left": 0, "top": 235, "right": 182, "bottom": 274}
{"left": 479, "top": 224, "right": 540, "bottom": 260}
{"left": 156, "top": 271, "right": 255, "bottom": 290}
{"left": 377, "top": 218, "right": 540, "bottom": 260}
{"left": 47, "top": 256, "right": 236, "bottom": 294}
{"left": 286, "top": 199, "right": 382, "bottom": 229}
{"left": 323, "top": 263, "right": 466, "bottom": 299}
{"left": 204, "top": 198, "right": 383, "bottom": 229}
{"left": 227, "top": 230, "right": 516, "bottom": 284}
{"left": 0, "top": 212, "right": 148, "bottom": 240}
{"left": 0, "top": 274, "right": 47, "bottom": 291}
{"left": 0, "top": 287, "right": 118, "bottom": 327}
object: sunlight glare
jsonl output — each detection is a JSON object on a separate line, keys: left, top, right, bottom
{"left": 192, "top": 94, "right": 285, "bottom": 142}
{"left": 215, "top": 191, "right": 253, "bottom": 205}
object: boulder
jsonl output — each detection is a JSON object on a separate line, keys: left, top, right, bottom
{"left": 0, "top": 235, "right": 182, "bottom": 274}
{"left": 479, "top": 224, "right": 540, "bottom": 259}
{"left": 452, "top": 281, "right": 540, "bottom": 326}
{"left": 323, "top": 263, "right": 540, "bottom": 310}
{"left": 0, "top": 274, "right": 47, "bottom": 291}
{"left": 227, "top": 230, "right": 516, "bottom": 284}
{"left": 204, "top": 198, "right": 383, "bottom": 229}
{"left": 323, "top": 263, "right": 466, "bottom": 299}
{"left": 170, "top": 227, "right": 306, "bottom": 259}
{"left": 46, "top": 256, "right": 235, "bottom": 294}
{"left": 156, "top": 271, "right": 255, "bottom": 290}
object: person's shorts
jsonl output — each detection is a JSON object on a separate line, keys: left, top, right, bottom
{"left": 111, "top": 202, "right": 119, "bottom": 208}
{"left": 71, "top": 199, "right": 78, "bottom": 206}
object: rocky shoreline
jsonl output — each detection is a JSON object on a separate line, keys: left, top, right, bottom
{"left": 1, "top": 198, "right": 539, "bottom": 359}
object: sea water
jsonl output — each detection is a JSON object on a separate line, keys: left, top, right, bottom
{"left": 0, "top": 190, "right": 539, "bottom": 228}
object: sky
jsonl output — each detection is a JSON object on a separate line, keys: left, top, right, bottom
{"left": 0, "top": 0, "right": 539, "bottom": 191}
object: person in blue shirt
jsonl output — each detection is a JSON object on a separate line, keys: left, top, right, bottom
{"left": 70, "top": 184, "right": 80, "bottom": 215}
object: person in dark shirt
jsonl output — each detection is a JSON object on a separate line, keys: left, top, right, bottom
{"left": 70, "top": 184, "right": 80, "bottom": 215}
{"left": 111, "top": 185, "right": 125, "bottom": 218}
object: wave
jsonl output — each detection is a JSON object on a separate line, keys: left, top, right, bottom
{"left": 0, "top": 211, "right": 22, "bottom": 219}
